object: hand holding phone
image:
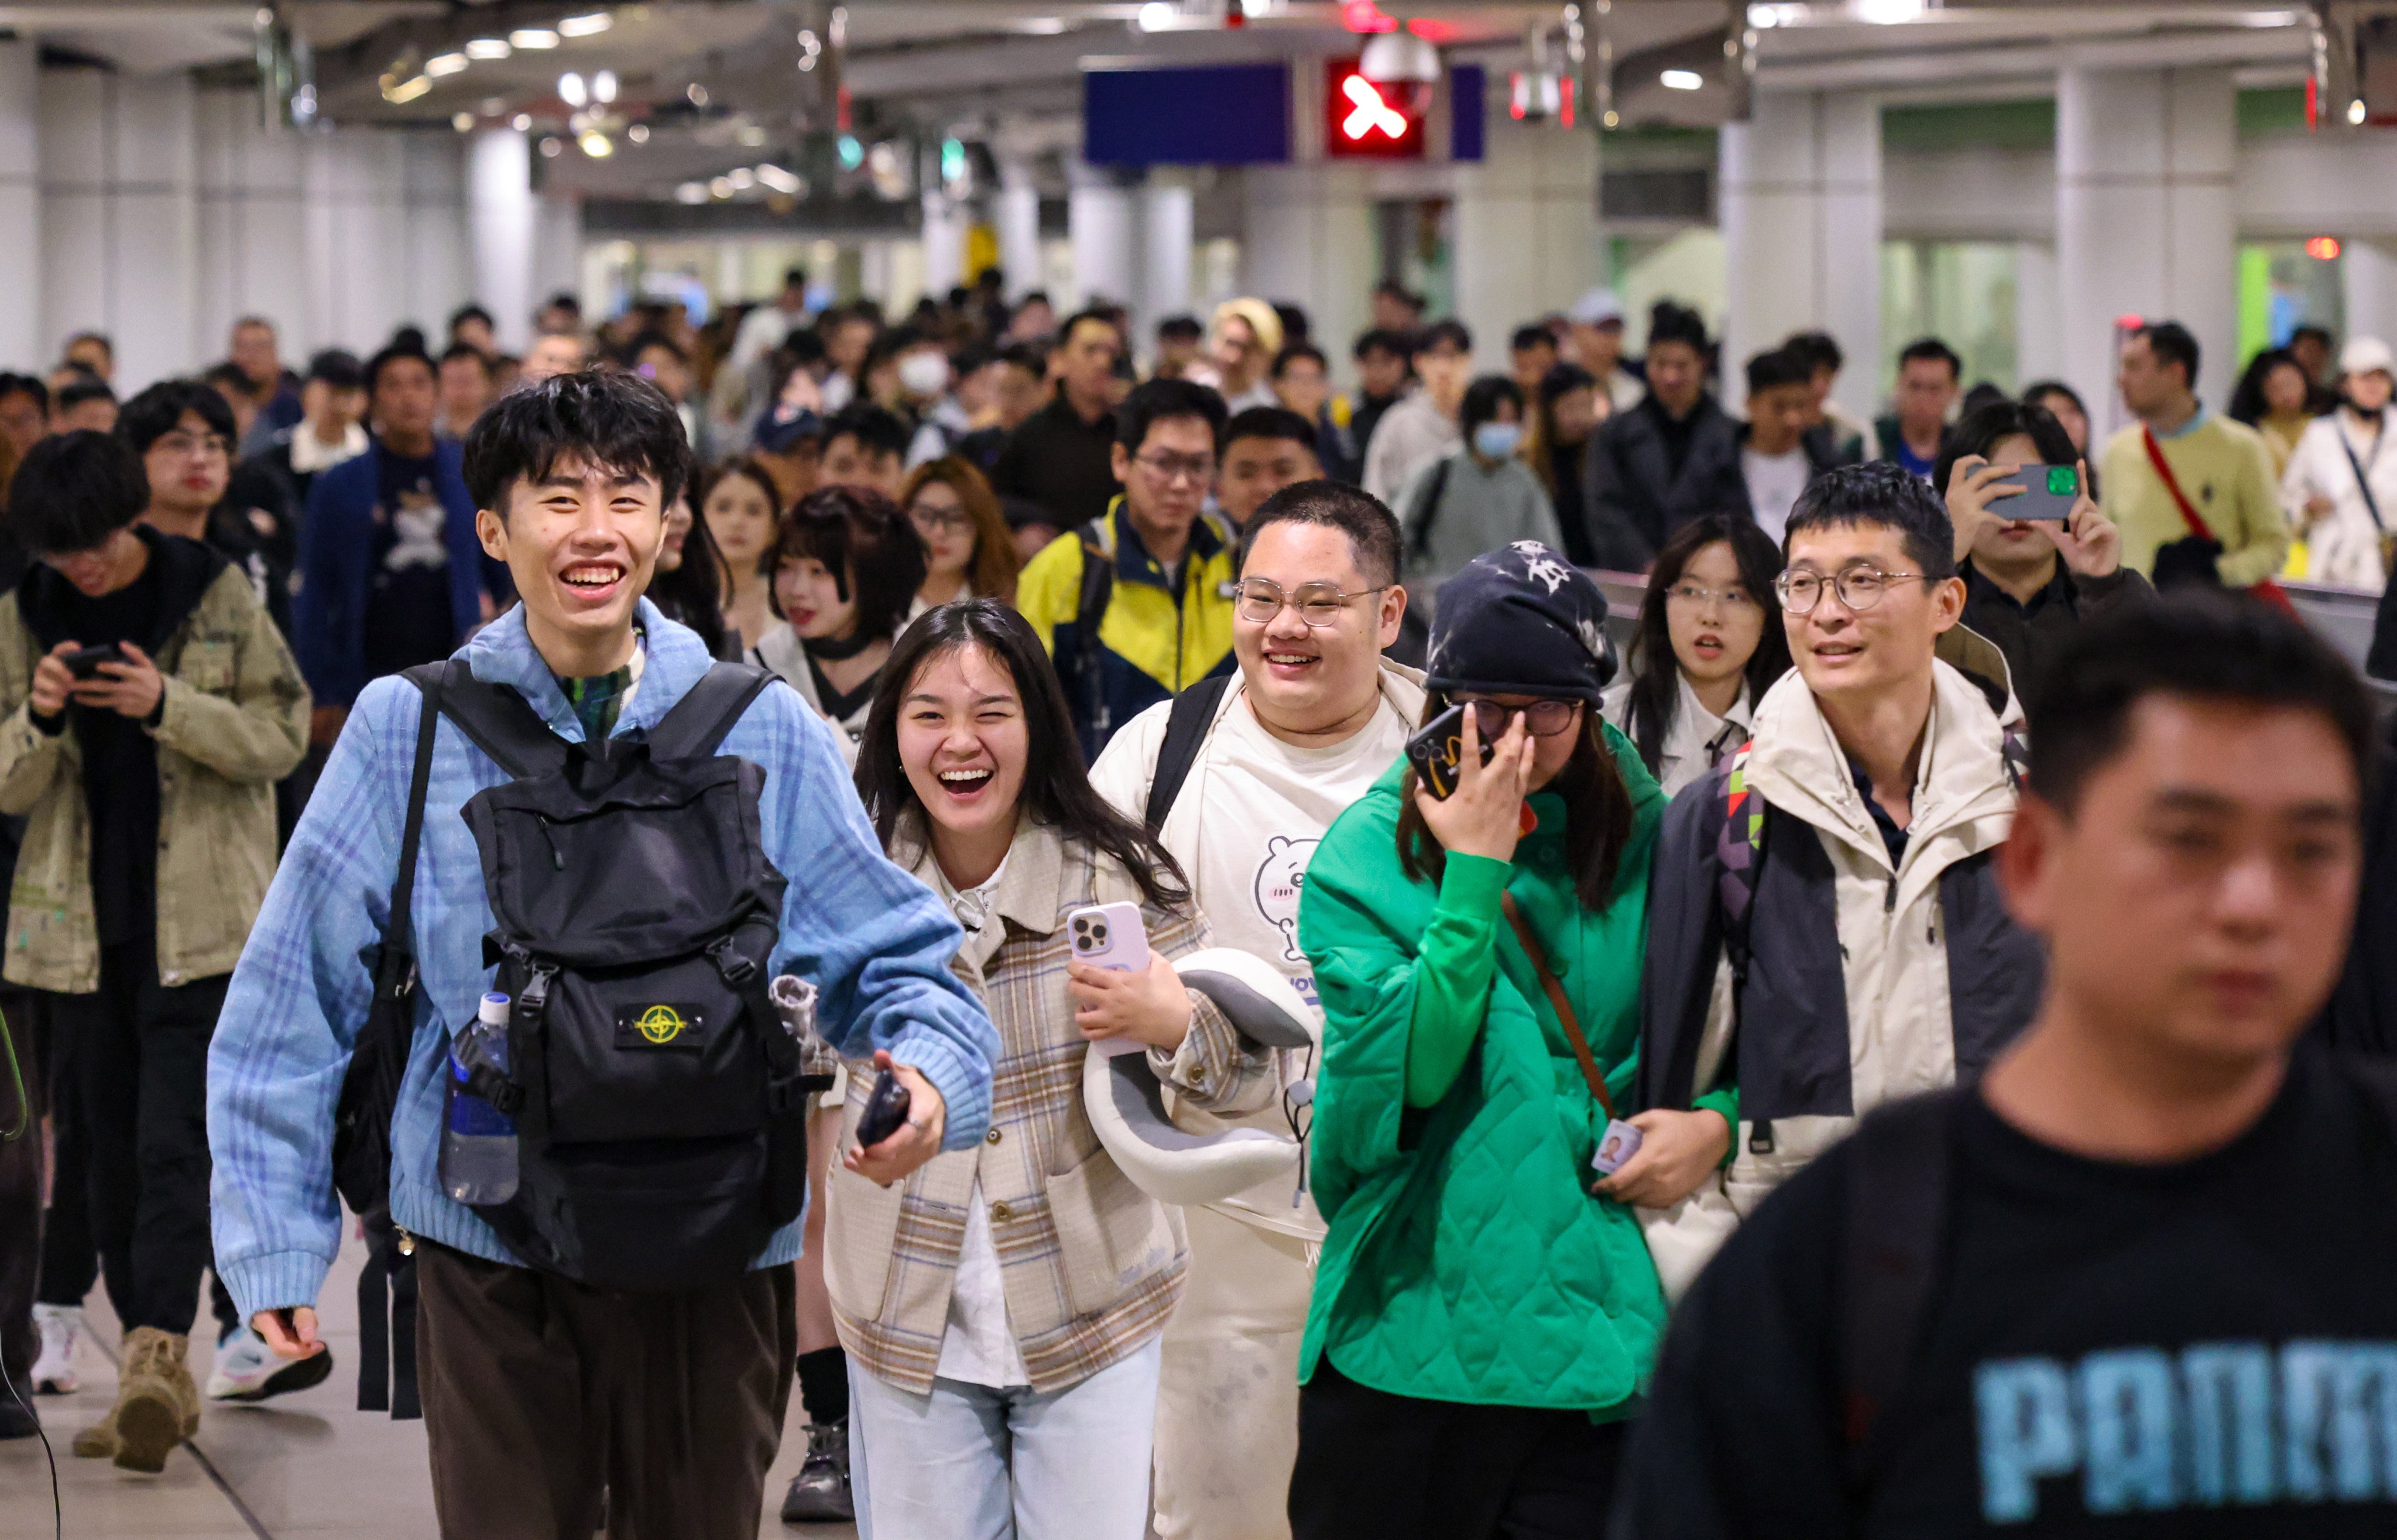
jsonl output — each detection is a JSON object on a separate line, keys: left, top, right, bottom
{"left": 64, "top": 642, "right": 125, "bottom": 681}
{"left": 1067, "top": 901, "right": 1149, "bottom": 972}
{"left": 1409, "top": 702, "right": 1537, "bottom": 865}
{"left": 1404, "top": 702, "right": 1490, "bottom": 802}
{"left": 855, "top": 1067, "right": 913, "bottom": 1148}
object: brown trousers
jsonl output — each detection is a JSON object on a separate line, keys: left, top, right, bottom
{"left": 415, "top": 1240, "right": 797, "bottom": 1540}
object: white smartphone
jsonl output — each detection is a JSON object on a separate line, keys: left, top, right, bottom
{"left": 1067, "top": 901, "right": 1150, "bottom": 972}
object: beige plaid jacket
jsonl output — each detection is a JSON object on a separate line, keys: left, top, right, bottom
{"left": 825, "top": 818, "right": 1275, "bottom": 1395}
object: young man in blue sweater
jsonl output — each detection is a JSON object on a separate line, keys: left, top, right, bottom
{"left": 207, "top": 369, "right": 997, "bottom": 1536}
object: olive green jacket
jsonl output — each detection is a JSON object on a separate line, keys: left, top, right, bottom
{"left": 0, "top": 553, "right": 309, "bottom": 993}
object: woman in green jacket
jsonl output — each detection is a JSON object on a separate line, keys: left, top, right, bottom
{"left": 1291, "top": 543, "right": 1738, "bottom": 1538}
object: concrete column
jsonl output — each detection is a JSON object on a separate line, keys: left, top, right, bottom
{"left": 1720, "top": 89, "right": 1882, "bottom": 426}
{"left": 1068, "top": 162, "right": 1134, "bottom": 310}
{"left": 1452, "top": 116, "right": 1605, "bottom": 378}
{"left": 1241, "top": 163, "right": 1373, "bottom": 376}
{"left": 1137, "top": 167, "right": 1194, "bottom": 337}
{"left": 2014, "top": 240, "right": 2062, "bottom": 388}
{"left": 0, "top": 42, "right": 40, "bottom": 369}
{"left": 921, "top": 190, "right": 966, "bottom": 299}
{"left": 2344, "top": 238, "right": 2397, "bottom": 351}
{"left": 995, "top": 162, "right": 1041, "bottom": 303}
{"left": 468, "top": 128, "right": 538, "bottom": 355}
{"left": 2056, "top": 64, "right": 2236, "bottom": 421}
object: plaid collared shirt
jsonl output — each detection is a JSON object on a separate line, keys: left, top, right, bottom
{"left": 825, "top": 819, "right": 1275, "bottom": 1395}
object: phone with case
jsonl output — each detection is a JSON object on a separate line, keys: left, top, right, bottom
{"left": 1404, "top": 703, "right": 1494, "bottom": 801}
{"left": 1067, "top": 901, "right": 1149, "bottom": 971}
{"left": 1987, "top": 462, "right": 2080, "bottom": 521}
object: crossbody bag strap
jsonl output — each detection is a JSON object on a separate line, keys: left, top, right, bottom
{"left": 2338, "top": 419, "right": 2390, "bottom": 534}
{"left": 1500, "top": 890, "right": 1616, "bottom": 1120}
{"left": 2141, "top": 425, "right": 2214, "bottom": 541}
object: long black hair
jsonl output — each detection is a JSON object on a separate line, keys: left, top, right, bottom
{"left": 1620, "top": 514, "right": 1789, "bottom": 776}
{"left": 2225, "top": 348, "right": 2308, "bottom": 428}
{"left": 853, "top": 599, "right": 1191, "bottom": 911}
{"left": 1394, "top": 688, "right": 1634, "bottom": 912}
{"left": 645, "top": 486, "right": 731, "bottom": 658}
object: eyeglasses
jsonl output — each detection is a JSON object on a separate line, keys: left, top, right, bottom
{"left": 1234, "top": 578, "right": 1386, "bottom": 627}
{"left": 1773, "top": 565, "right": 1929, "bottom": 615}
{"left": 1665, "top": 582, "right": 1758, "bottom": 612}
{"left": 1455, "top": 697, "right": 1582, "bottom": 738}
{"left": 1131, "top": 451, "right": 1215, "bottom": 486}
{"left": 908, "top": 503, "right": 973, "bottom": 534}
{"left": 153, "top": 431, "right": 230, "bottom": 461}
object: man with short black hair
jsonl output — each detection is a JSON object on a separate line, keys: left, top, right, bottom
{"left": 293, "top": 345, "right": 492, "bottom": 745}
{"left": 1616, "top": 595, "right": 2389, "bottom": 1539}
{"left": 1370, "top": 279, "right": 1425, "bottom": 335}
{"left": 1346, "top": 330, "right": 1414, "bottom": 484}
{"left": 61, "top": 332, "right": 112, "bottom": 385}
{"left": 447, "top": 303, "right": 497, "bottom": 358}
{"left": 119, "top": 380, "right": 292, "bottom": 639}
{"left": 1740, "top": 345, "right": 1849, "bottom": 542}
{"left": 226, "top": 317, "right": 303, "bottom": 455}
{"left": 1878, "top": 337, "right": 1962, "bottom": 481}
{"left": 1218, "top": 406, "right": 1323, "bottom": 527}
{"left": 1783, "top": 328, "right": 1874, "bottom": 462}
{"left": 1361, "top": 318, "right": 1472, "bottom": 505}
{"left": 51, "top": 376, "right": 117, "bottom": 437}
{"left": 992, "top": 307, "right": 1125, "bottom": 530}
{"left": 1089, "top": 479, "right": 1418, "bottom": 1540}
{"left": 250, "top": 349, "right": 368, "bottom": 526}
{"left": 2100, "top": 319, "right": 2288, "bottom": 591}
{"left": 210, "top": 369, "right": 996, "bottom": 1537}
{"left": 1589, "top": 301, "right": 1746, "bottom": 566}
{"left": 0, "top": 429, "right": 307, "bottom": 1471}
{"left": 519, "top": 328, "right": 587, "bottom": 386}
{"left": 819, "top": 402, "right": 911, "bottom": 501}
{"left": 0, "top": 373, "right": 48, "bottom": 458}
{"left": 1154, "top": 314, "right": 1206, "bottom": 380}
{"left": 436, "top": 342, "right": 496, "bottom": 442}
{"left": 1635, "top": 461, "right": 2040, "bottom": 1298}
{"left": 1017, "top": 376, "right": 1235, "bottom": 756}
{"left": 1510, "top": 323, "right": 1560, "bottom": 403}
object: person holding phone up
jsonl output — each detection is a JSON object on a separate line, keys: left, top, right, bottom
{"left": 835, "top": 599, "right": 1269, "bottom": 1540}
{"left": 1287, "top": 544, "right": 1734, "bottom": 1538}
{"left": 1937, "top": 399, "right": 2147, "bottom": 698}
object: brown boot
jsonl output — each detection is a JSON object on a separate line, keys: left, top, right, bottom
{"left": 69, "top": 1416, "right": 116, "bottom": 1460}
{"left": 107, "top": 1327, "right": 196, "bottom": 1474}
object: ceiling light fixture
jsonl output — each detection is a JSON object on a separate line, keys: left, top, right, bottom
{"left": 728, "top": 166, "right": 756, "bottom": 189}
{"left": 2350, "top": 97, "right": 2370, "bottom": 125}
{"left": 579, "top": 129, "right": 613, "bottom": 157}
{"left": 510, "top": 28, "right": 559, "bottom": 49}
{"left": 1136, "top": 2, "right": 1177, "bottom": 31}
{"left": 512, "top": 112, "right": 531, "bottom": 131}
{"left": 452, "top": 112, "right": 475, "bottom": 132}
{"left": 676, "top": 182, "right": 708, "bottom": 203}
{"left": 1011, "top": 16, "right": 1068, "bottom": 33}
{"left": 558, "top": 12, "right": 613, "bottom": 37}
{"left": 464, "top": 37, "right": 510, "bottom": 60}
{"left": 627, "top": 123, "right": 650, "bottom": 143}
{"left": 540, "top": 135, "right": 563, "bottom": 156}
{"left": 756, "top": 163, "right": 802, "bottom": 194}
{"left": 383, "top": 74, "right": 433, "bottom": 103}
{"left": 709, "top": 176, "right": 735, "bottom": 198}
{"left": 592, "top": 69, "right": 618, "bottom": 103}
{"left": 425, "top": 52, "right": 469, "bottom": 77}
{"left": 558, "top": 71, "right": 588, "bottom": 106}
{"left": 1854, "top": 0, "right": 1922, "bottom": 23}
{"left": 1659, "top": 68, "right": 1703, "bottom": 89}
{"left": 687, "top": 83, "right": 709, "bottom": 107}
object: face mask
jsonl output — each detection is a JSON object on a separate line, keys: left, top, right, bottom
{"left": 1472, "top": 421, "right": 1522, "bottom": 460}
{"left": 898, "top": 352, "right": 950, "bottom": 397}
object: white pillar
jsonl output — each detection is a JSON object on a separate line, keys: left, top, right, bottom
{"left": 1068, "top": 162, "right": 1134, "bottom": 311}
{"left": 921, "top": 190, "right": 965, "bottom": 299}
{"left": 2014, "top": 240, "right": 2062, "bottom": 387}
{"left": 2344, "top": 238, "right": 2397, "bottom": 352}
{"left": 2056, "top": 65, "right": 2236, "bottom": 423}
{"left": 0, "top": 41, "right": 39, "bottom": 369}
{"left": 995, "top": 162, "right": 1041, "bottom": 303}
{"left": 468, "top": 128, "right": 537, "bottom": 355}
{"left": 1720, "top": 89, "right": 1882, "bottom": 425}
{"left": 1242, "top": 166, "right": 1373, "bottom": 375}
{"left": 1137, "top": 167, "right": 1194, "bottom": 337}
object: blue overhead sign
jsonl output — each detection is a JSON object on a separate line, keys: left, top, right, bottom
{"left": 1083, "top": 62, "right": 1292, "bottom": 166}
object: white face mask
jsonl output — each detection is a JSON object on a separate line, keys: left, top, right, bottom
{"left": 898, "top": 352, "right": 951, "bottom": 397}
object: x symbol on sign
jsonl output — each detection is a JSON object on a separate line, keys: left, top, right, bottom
{"left": 1342, "top": 75, "right": 1408, "bottom": 139}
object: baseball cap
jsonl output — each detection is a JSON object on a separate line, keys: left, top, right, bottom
{"left": 1569, "top": 287, "right": 1626, "bottom": 328}
{"left": 2340, "top": 337, "right": 2394, "bottom": 379}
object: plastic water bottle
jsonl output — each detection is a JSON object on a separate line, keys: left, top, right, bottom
{"left": 441, "top": 992, "right": 518, "bottom": 1205}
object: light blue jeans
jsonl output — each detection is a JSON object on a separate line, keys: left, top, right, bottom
{"left": 849, "top": 1337, "right": 1164, "bottom": 1540}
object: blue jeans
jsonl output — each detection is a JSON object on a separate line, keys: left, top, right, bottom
{"left": 849, "top": 1336, "right": 1164, "bottom": 1540}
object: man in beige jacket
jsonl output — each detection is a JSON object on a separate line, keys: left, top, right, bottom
{"left": 0, "top": 430, "right": 306, "bottom": 1472}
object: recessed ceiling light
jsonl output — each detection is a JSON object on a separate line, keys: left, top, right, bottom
{"left": 1659, "top": 68, "right": 1703, "bottom": 90}
{"left": 578, "top": 129, "right": 613, "bottom": 158}
{"left": 540, "top": 136, "right": 563, "bottom": 157}
{"left": 627, "top": 123, "right": 650, "bottom": 143}
{"left": 1011, "top": 16, "right": 1068, "bottom": 33}
{"left": 558, "top": 12, "right": 613, "bottom": 37}
{"left": 452, "top": 111, "right": 475, "bottom": 132}
{"left": 464, "top": 37, "right": 510, "bottom": 60}
{"left": 592, "top": 69, "right": 617, "bottom": 103}
{"left": 1137, "top": 2, "right": 1177, "bottom": 30}
{"left": 383, "top": 74, "right": 432, "bottom": 103}
{"left": 511, "top": 112, "right": 531, "bottom": 131}
{"left": 510, "top": 28, "right": 559, "bottom": 50}
{"left": 728, "top": 167, "right": 756, "bottom": 189}
{"left": 425, "top": 52, "right": 469, "bottom": 77}
{"left": 558, "top": 71, "right": 587, "bottom": 107}
{"left": 676, "top": 182, "right": 708, "bottom": 203}
{"left": 709, "top": 176, "right": 735, "bottom": 198}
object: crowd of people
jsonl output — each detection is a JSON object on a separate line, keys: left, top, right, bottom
{"left": 0, "top": 265, "right": 2391, "bottom": 1540}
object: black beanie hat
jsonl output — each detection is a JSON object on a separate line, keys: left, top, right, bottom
{"left": 1425, "top": 541, "right": 1618, "bottom": 702}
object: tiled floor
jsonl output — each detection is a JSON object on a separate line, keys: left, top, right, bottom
{"left": 0, "top": 1229, "right": 856, "bottom": 1540}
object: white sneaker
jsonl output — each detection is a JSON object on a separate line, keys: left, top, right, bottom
{"left": 204, "top": 1322, "right": 334, "bottom": 1404}
{"left": 30, "top": 1303, "right": 81, "bottom": 1395}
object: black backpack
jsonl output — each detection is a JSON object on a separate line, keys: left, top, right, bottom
{"left": 344, "top": 655, "right": 816, "bottom": 1292}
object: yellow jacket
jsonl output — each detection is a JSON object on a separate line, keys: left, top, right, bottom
{"left": 2098, "top": 413, "right": 2290, "bottom": 587}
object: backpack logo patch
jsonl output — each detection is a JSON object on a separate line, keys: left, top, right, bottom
{"left": 617, "top": 1005, "right": 706, "bottom": 1050}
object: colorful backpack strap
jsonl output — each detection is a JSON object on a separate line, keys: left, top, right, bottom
{"left": 1714, "top": 740, "right": 1764, "bottom": 942}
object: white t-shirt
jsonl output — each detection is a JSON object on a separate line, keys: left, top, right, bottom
{"left": 928, "top": 859, "right": 1034, "bottom": 1390}
{"left": 1089, "top": 664, "right": 1426, "bottom": 1240}
{"left": 1743, "top": 445, "right": 1813, "bottom": 544}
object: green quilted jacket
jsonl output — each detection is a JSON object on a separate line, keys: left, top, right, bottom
{"left": 1295, "top": 732, "right": 1668, "bottom": 1415}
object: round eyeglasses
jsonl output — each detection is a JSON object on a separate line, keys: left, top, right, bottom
{"left": 1772, "top": 566, "right": 1928, "bottom": 615}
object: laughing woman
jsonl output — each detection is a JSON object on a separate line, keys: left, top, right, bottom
{"left": 831, "top": 599, "right": 1271, "bottom": 1539}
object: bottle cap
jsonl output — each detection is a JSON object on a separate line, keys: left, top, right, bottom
{"left": 479, "top": 991, "right": 510, "bottom": 1025}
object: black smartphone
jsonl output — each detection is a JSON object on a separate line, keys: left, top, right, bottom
{"left": 856, "top": 1068, "right": 911, "bottom": 1148}
{"left": 1988, "top": 463, "right": 2080, "bottom": 521}
{"left": 1404, "top": 703, "right": 1491, "bottom": 801}
{"left": 64, "top": 642, "right": 124, "bottom": 681}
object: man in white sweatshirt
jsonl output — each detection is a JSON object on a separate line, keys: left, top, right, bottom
{"left": 1636, "top": 461, "right": 2042, "bottom": 1297}
{"left": 1089, "top": 480, "right": 1421, "bottom": 1540}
